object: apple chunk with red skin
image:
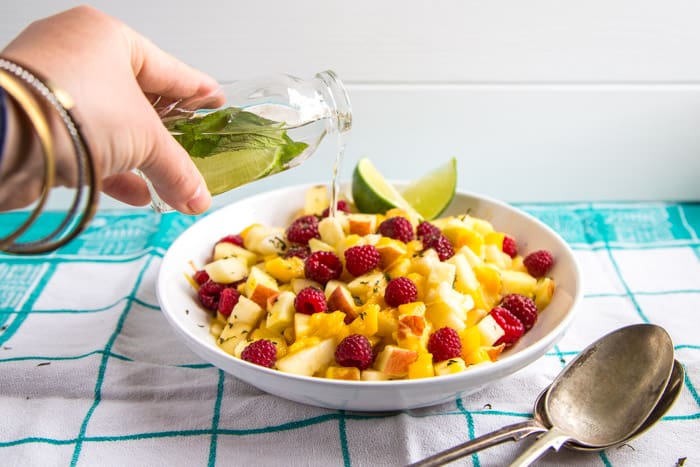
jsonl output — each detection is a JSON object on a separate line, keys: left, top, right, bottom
{"left": 374, "top": 345, "right": 418, "bottom": 378}
{"left": 325, "top": 280, "right": 359, "bottom": 321}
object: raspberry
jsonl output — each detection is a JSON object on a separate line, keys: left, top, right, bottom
{"left": 294, "top": 286, "right": 328, "bottom": 314}
{"left": 490, "top": 306, "right": 525, "bottom": 346}
{"left": 377, "top": 216, "right": 414, "bottom": 243}
{"left": 219, "top": 234, "right": 244, "bottom": 247}
{"left": 192, "top": 269, "right": 209, "bottom": 285}
{"left": 422, "top": 234, "right": 455, "bottom": 261}
{"left": 304, "top": 251, "right": 342, "bottom": 285}
{"left": 523, "top": 250, "right": 555, "bottom": 278}
{"left": 502, "top": 235, "right": 517, "bottom": 258}
{"left": 384, "top": 277, "right": 418, "bottom": 307}
{"left": 286, "top": 215, "right": 320, "bottom": 245}
{"left": 285, "top": 245, "right": 311, "bottom": 259}
{"left": 500, "top": 293, "right": 538, "bottom": 330}
{"left": 321, "top": 200, "right": 350, "bottom": 217}
{"left": 241, "top": 339, "right": 277, "bottom": 368}
{"left": 428, "top": 327, "right": 462, "bottom": 362}
{"left": 416, "top": 221, "right": 441, "bottom": 239}
{"left": 218, "top": 287, "right": 241, "bottom": 318}
{"left": 197, "top": 280, "right": 225, "bottom": 311}
{"left": 344, "top": 245, "right": 380, "bottom": 276}
{"left": 335, "top": 334, "right": 373, "bottom": 370}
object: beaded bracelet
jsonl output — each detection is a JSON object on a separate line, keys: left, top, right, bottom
{"left": 0, "top": 57, "right": 99, "bottom": 254}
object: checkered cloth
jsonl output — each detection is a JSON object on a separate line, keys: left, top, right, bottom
{"left": 1, "top": 202, "right": 698, "bottom": 467}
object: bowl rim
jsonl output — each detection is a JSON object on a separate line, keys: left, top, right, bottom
{"left": 157, "top": 182, "right": 583, "bottom": 390}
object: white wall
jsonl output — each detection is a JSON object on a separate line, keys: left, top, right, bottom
{"left": 2, "top": 1, "right": 699, "bottom": 208}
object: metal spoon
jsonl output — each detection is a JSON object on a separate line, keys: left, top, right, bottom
{"left": 509, "top": 323, "right": 674, "bottom": 466}
{"left": 408, "top": 324, "right": 676, "bottom": 467}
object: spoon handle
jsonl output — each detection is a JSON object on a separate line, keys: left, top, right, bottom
{"left": 408, "top": 420, "right": 546, "bottom": 467}
{"left": 509, "top": 427, "right": 571, "bottom": 467}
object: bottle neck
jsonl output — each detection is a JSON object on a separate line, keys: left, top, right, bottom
{"left": 315, "top": 70, "right": 352, "bottom": 134}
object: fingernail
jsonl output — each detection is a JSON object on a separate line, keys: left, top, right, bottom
{"left": 187, "top": 184, "right": 211, "bottom": 214}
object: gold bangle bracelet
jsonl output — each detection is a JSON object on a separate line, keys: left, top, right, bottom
{"left": 0, "top": 68, "right": 55, "bottom": 249}
{"left": 0, "top": 57, "right": 99, "bottom": 254}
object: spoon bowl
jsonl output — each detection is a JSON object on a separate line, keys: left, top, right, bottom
{"left": 534, "top": 358, "right": 684, "bottom": 452}
{"left": 510, "top": 323, "right": 675, "bottom": 466}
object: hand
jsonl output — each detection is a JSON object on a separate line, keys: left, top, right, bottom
{"left": 1, "top": 5, "right": 222, "bottom": 214}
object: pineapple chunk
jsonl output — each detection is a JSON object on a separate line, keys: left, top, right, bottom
{"left": 308, "top": 238, "right": 335, "bottom": 253}
{"left": 265, "top": 256, "right": 305, "bottom": 283}
{"left": 484, "top": 244, "right": 512, "bottom": 270}
{"left": 318, "top": 216, "right": 346, "bottom": 247}
{"left": 326, "top": 366, "right": 361, "bottom": 381}
{"left": 276, "top": 338, "right": 335, "bottom": 376}
{"left": 476, "top": 314, "right": 505, "bottom": 346}
{"left": 291, "top": 278, "right": 323, "bottom": 294}
{"left": 447, "top": 253, "right": 480, "bottom": 293}
{"left": 347, "top": 271, "right": 388, "bottom": 303}
{"left": 294, "top": 313, "right": 312, "bottom": 339}
{"left": 434, "top": 357, "right": 468, "bottom": 376}
{"left": 534, "top": 277, "right": 556, "bottom": 310}
{"left": 204, "top": 257, "right": 248, "bottom": 284}
{"left": 500, "top": 270, "right": 537, "bottom": 297}
{"left": 408, "top": 352, "right": 435, "bottom": 379}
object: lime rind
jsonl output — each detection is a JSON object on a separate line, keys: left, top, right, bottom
{"left": 400, "top": 157, "right": 457, "bottom": 220}
{"left": 352, "top": 158, "right": 419, "bottom": 217}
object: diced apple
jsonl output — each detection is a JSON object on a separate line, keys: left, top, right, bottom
{"left": 476, "top": 314, "right": 505, "bottom": 346}
{"left": 308, "top": 237, "right": 335, "bottom": 252}
{"left": 374, "top": 345, "right": 418, "bottom": 378}
{"left": 303, "top": 184, "right": 330, "bottom": 215}
{"left": 244, "top": 225, "right": 287, "bottom": 256}
{"left": 347, "top": 271, "right": 388, "bottom": 303}
{"left": 266, "top": 291, "right": 296, "bottom": 333}
{"left": 347, "top": 213, "right": 377, "bottom": 236}
{"left": 204, "top": 257, "right": 248, "bottom": 284}
{"left": 375, "top": 237, "right": 407, "bottom": 269}
{"left": 216, "top": 322, "right": 253, "bottom": 355}
{"left": 245, "top": 266, "right": 280, "bottom": 308}
{"left": 395, "top": 314, "right": 430, "bottom": 352}
{"left": 213, "top": 242, "right": 258, "bottom": 266}
{"left": 228, "top": 295, "right": 265, "bottom": 326}
{"left": 325, "top": 282, "right": 359, "bottom": 320}
{"left": 361, "top": 369, "right": 390, "bottom": 381}
{"left": 291, "top": 278, "right": 323, "bottom": 294}
{"left": 276, "top": 338, "right": 336, "bottom": 376}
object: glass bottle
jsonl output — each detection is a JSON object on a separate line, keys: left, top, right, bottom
{"left": 144, "top": 70, "right": 352, "bottom": 213}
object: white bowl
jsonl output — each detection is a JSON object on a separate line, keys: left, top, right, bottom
{"left": 156, "top": 183, "right": 583, "bottom": 411}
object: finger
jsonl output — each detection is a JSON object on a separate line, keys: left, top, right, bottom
{"left": 138, "top": 119, "right": 212, "bottom": 215}
{"left": 101, "top": 172, "right": 151, "bottom": 206}
{"left": 126, "top": 27, "right": 220, "bottom": 100}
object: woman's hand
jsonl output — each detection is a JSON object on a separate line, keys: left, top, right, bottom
{"left": 1, "top": 5, "right": 221, "bottom": 214}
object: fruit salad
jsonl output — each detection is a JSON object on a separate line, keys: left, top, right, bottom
{"left": 188, "top": 186, "right": 556, "bottom": 381}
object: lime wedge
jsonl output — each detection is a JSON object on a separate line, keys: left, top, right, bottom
{"left": 352, "top": 158, "right": 419, "bottom": 216}
{"left": 192, "top": 147, "right": 283, "bottom": 195}
{"left": 400, "top": 157, "right": 457, "bottom": 220}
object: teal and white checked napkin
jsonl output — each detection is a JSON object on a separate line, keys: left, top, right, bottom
{"left": 1, "top": 202, "right": 698, "bottom": 466}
